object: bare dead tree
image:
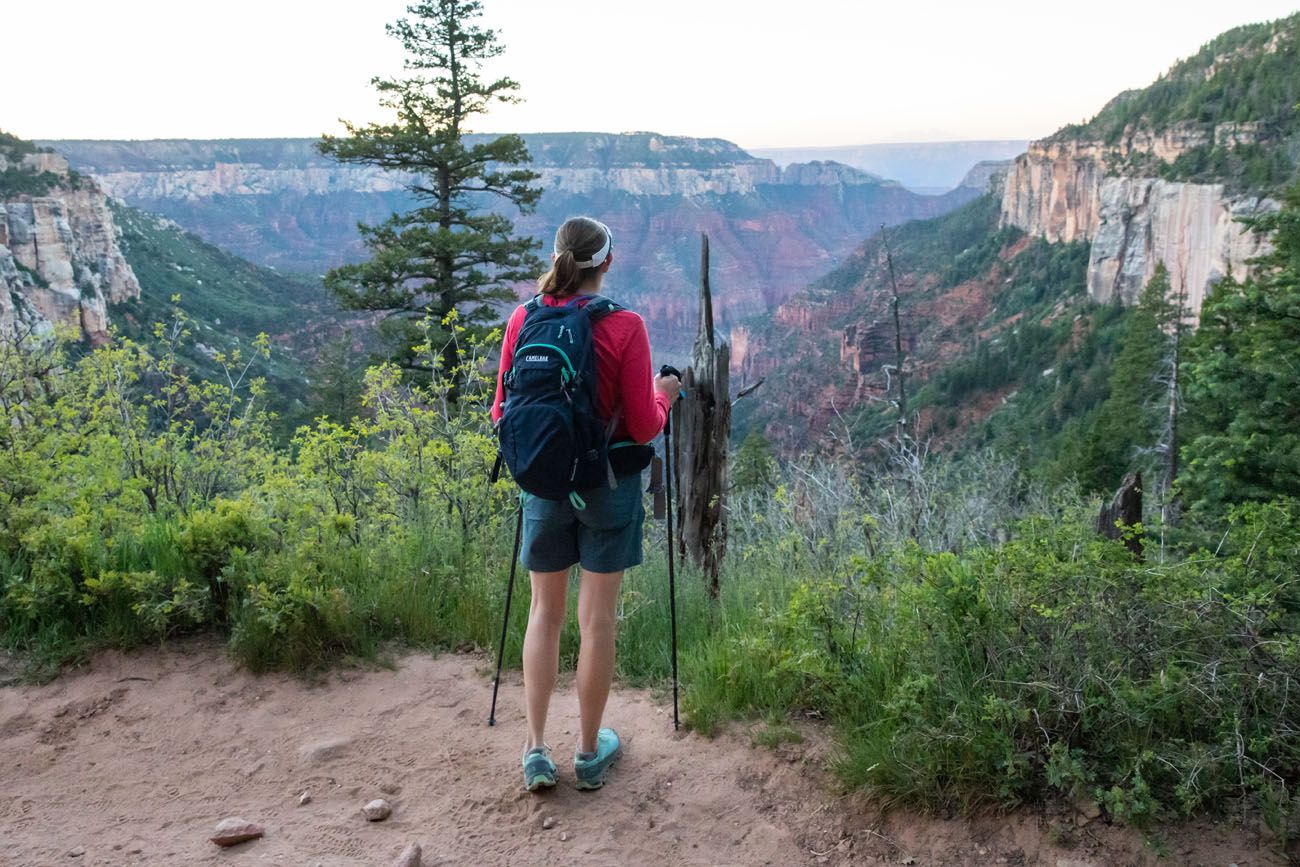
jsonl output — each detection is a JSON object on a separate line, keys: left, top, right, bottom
{"left": 726, "top": 441, "right": 1053, "bottom": 564}
{"left": 1157, "top": 278, "right": 1189, "bottom": 531}
{"left": 881, "top": 224, "right": 907, "bottom": 427}
{"left": 676, "top": 233, "right": 731, "bottom": 596}
{"left": 735, "top": 378, "right": 765, "bottom": 400}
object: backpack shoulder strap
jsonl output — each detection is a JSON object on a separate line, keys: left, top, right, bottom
{"left": 582, "top": 296, "right": 625, "bottom": 323}
{"left": 523, "top": 294, "right": 544, "bottom": 315}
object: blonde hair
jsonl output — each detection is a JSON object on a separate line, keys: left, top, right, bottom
{"left": 538, "top": 217, "right": 611, "bottom": 296}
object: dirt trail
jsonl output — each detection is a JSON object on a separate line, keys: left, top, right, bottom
{"left": 0, "top": 640, "right": 1280, "bottom": 866}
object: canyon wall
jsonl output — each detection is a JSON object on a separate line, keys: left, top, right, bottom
{"left": 80, "top": 157, "right": 885, "bottom": 201}
{"left": 999, "top": 125, "right": 1277, "bottom": 314}
{"left": 1, "top": 149, "right": 140, "bottom": 343}
{"left": 47, "top": 133, "right": 977, "bottom": 355}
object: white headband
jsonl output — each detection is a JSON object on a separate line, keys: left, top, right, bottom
{"left": 560, "top": 220, "right": 613, "bottom": 269}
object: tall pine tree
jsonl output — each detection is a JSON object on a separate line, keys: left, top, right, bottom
{"left": 1075, "top": 263, "right": 1183, "bottom": 494}
{"left": 1181, "top": 185, "right": 1300, "bottom": 515}
{"left": 320, "top": 0, "right": 542, "bottom": 381}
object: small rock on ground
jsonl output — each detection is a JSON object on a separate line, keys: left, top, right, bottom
{"left": 298, "top": 791, "right": 312, "bottom": 806}
{"left": 67, "top": 847, "right": 85, "bottom": 858}
{"left": 363, "top": 798, "right": 393, "bottom": 821}
{"left": 298, "top": 735, "right": 351, "bottom": 764}
{"left": 392, "top": 842, "right": 422, "bottom": 867}
{"left": 542, "top": 816, "right": 556, "bottom": 830}
{"left": 210, "top": 817, "right": 264, "bottom": 847}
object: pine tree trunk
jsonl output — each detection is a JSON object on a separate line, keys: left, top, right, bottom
{"left": 676, "top": 234, "right": 730, "bottom": 597}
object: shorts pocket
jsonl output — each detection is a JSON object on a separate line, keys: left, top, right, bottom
{"left": 576, "top": 472, "right": 644, "bottom": 531}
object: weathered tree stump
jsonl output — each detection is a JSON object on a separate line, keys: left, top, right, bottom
{"left": 675, "top": 234, "right": 730, "bottom": 596}
{"left": 1097, "top": 471, "right": 1143, "bottom": 558}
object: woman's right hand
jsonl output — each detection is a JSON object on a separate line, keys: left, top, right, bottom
{"left": 654, "top": 372, "right": 681, "bottom": 405}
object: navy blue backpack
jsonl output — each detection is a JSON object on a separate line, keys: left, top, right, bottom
{"left": 497, "top": 294, "right": 625, "bottom": 502}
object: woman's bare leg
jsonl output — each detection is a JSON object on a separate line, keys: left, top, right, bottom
{"left": 522, "top": 569, "right": 569, "bottom": 751}
{"left": 576, "top": 569, "right": 623, "bottom": 754}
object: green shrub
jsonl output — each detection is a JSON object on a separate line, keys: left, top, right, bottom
{"left": 687, "top": 501, "right": 1300, "bottom": 831}
{"left": 179, "top": 498, "right": 272, "bottom": 613}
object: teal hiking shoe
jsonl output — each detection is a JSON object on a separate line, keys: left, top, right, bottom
{"left": 574, "top": 728, "right": 622, "bottom": 791}
{"left": 522, "top": 745, "right": 557, "bottom": 792}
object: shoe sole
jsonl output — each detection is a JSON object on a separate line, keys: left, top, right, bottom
{"left": 525, "top": 773, "right": 557, "bottom": 793}
{"left": 573, "top": 747, "right": 622, "bottom": 791}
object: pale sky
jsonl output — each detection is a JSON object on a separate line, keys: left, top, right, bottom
{"left": 6, "top": 0, "right": 1299, "bottom": 148}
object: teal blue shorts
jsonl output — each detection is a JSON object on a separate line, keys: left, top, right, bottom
{"left": 521, "top": 472, "right": 645, "bottom": 573}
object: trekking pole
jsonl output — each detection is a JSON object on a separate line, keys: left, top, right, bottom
{"left": 488, "top": 502, "right": 524, "bottom": 726}
{"left": 660, "top": 364, "right": 682, "bottom": 731}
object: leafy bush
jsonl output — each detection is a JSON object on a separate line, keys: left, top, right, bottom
{"left": 688, "top": 499, "right": 1300, "bottom": 832}
{"left": 0, "top": 308, "right": 512, "bottom": 672}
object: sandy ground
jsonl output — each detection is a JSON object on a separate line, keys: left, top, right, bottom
{"left": 0, "top": 639, "right": 1285, "bottom": 867}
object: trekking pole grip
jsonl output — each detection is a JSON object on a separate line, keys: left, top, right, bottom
{"left": 659, "top": 365, "right": 683, "bottom": 435}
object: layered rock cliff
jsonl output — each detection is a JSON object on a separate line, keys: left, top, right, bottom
{"left": 1002, "top": 16, "right": 1297, "bottom": 317}
{"left": 47, "top": 132, "right": 977, "bottom": 354}
{"left": 1000, "top": 133, "right": 1277, "bottom": 314}
{"left": 46, "top": 134, "right": 889, "bottom": 201}
{"left": 78, "top": 155, "right": 885, "bottom": 201}
{"left": 1, "top": 142, "right": 139, "bottom": 343}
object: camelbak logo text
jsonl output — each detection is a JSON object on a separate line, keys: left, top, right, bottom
{"left": 522, "top": 355, "right": 550, "bottom": 363}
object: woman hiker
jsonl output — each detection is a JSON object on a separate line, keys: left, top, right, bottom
{"left": 491, "top": 216, "right": 681, "bottom": 791}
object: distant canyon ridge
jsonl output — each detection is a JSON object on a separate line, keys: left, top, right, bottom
{"left": 44, "top": 133, "right": 988, "bottom": 355}
{"left": 752, "top": 140, "right": 1028, "bottom": 193}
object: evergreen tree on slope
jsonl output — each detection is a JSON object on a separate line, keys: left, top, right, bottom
{"left": 1076, "top": 263, "right": 1181, "bottom": 494}
{"left": 1181, "top": 184, "right": 1300, "bottom": 514}
{"left": 319, "top": 0, "right": 542, "bottom": 382}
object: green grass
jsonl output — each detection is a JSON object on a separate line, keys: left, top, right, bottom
{"left": 0, "top": 505, "right": 733, "bottom": 690}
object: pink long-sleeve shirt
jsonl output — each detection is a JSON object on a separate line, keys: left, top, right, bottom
{"left": 491, "top": 296, "right": 670, "bottom": 444}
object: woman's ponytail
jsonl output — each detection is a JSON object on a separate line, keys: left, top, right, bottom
{"left": 537, "top": 217, "right": 612, "bottom": 297}
{"left": 539, "top": 249, "right": 584, "bottom": 296}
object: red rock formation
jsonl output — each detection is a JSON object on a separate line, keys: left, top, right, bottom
{"left": 47, "top": 135, "right": 978, "bottom": 356}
